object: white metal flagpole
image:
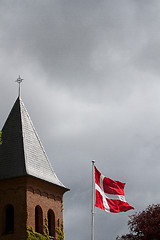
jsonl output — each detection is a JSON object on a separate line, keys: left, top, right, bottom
{"left": 91, "top": 160, "right": 95, "bottom": 240}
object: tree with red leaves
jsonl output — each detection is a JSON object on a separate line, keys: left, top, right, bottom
{"left": 116, "top": 204, "right": 160, "bottom": 240}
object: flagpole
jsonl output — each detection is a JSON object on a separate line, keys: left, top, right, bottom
{"left": 91, "top": 160, "right": 95, "bottom": 240}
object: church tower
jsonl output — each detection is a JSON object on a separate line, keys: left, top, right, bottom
{"left": 0, "top": 96, "right": 69, "bottom": 240}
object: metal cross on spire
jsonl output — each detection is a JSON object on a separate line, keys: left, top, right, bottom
{"left": 16, "top": 75, "right": 24, "bottom": 97}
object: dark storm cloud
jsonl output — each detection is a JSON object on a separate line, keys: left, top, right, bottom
{"left": 1, "top": 0, "right": 159, "bottom": 103}
{"left": 1, "top": 0, "right": 160, "bottom": 239}
{"left": 0, "top": 0, "right": 151, "bottom": 87}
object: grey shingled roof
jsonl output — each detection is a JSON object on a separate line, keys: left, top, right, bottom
{"left": 0, "top": 97, "right": 66, "bottom": 189}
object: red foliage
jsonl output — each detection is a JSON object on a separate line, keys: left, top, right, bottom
{"left": 128, "top": 204, "right": 160, "bottom": 238}
{"left": 117, "top": 204, "right": 160, "bottom": 240}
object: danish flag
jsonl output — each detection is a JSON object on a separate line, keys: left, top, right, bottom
{"left": 95, "top": 166, "right": 134, "bottom": 213}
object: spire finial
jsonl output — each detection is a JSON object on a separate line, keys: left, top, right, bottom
{"left": 16, "top": 75, "right": 24, "bottom": 97}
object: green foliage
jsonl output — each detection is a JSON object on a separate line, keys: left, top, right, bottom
{"left": 56, "top": 218, "right": 65, "bottom": 240}
{"left": 61, "top": 204, "right": 64, "bottom": 212}
{"left": 44, "top": 218, "right": 50, "bottom": 237}
{"left": 27, "top": 218, "right": 64, "bottom": 240}
{"left": 0, "top": 130, "right": 2, "bottom": 144}
{"left": 27, "top": 226, "right": 47, "bottom": 240}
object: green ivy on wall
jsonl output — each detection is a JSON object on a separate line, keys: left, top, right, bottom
{"left": 0, "top": 130, "right": 2, "bottom": 144}
{"left": 27, "top": 226, "right": 50, "bottom": 240}
{"left": 56, "top": 219, "right": 65, "bottom": 240}
{"left": 27, "top": 218, "right": 64, "bottom": 240}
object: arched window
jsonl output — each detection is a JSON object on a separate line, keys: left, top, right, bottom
{"left": 35, "top": 205, "right": 43, "bottom": 234}
{"left": 5, "top": 205, "right": 14, "bottom": 233}
{"left": 47, "top": 209, "right": 55, "bottom": 237}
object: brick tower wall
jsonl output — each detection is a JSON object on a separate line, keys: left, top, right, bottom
{"left": 0, "top": 177, "right": 27, "bottom": 240}
{"left": 26, "top": 177, "right": 64, "bottom": 239}
{"left": 0, "top": 176, "right": 65, "bottom": 240}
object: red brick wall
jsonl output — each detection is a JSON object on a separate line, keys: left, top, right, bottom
{"left": 26, "top": 177, "right": 64, "bottom": 239}
{"left": 0, "top": 177, "right": 27, "bottom": 240}
{"left": 0, "top": 176, "right": 66, "bottom": 240}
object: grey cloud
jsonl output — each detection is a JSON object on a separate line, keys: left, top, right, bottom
{"left": 1, "top": 0, "right": 160, "bottom": 239}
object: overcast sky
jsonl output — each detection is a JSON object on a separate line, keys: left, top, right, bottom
{"left": 0, "top": 0, "right": 160, "bottom": 239}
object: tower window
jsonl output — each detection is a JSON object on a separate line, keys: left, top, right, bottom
{"left": 35, "top": 205, "right": 43, "bottom": 234}
{"left": 47, "top": 209, "right": 55, "bottom": 237}
{"left": 5, "top": 205, "right": 14, "bottom": 234}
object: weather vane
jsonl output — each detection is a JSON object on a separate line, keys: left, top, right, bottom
{"left": 16, "top": 75, "right": 24, "bottom": 97}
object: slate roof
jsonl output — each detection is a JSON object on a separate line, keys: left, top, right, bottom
{"left": 0, "top": 97, "right": 67, "bottom": 190}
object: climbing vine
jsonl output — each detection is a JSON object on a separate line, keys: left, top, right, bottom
{"left": 27, "top": 226, "right": 49, "bottom": 240}
{"left": 56, "top": 218, "right": 65, "bottom": 240}
{"left": 0, "top": 130, "right": 2, "bottom": 144}
{"left": 27, "top": 218, "right": 64, "bottom": 240}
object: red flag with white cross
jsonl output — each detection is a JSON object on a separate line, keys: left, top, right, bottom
{"left": 94, "top": 166, "right": 134, "bottom": 213}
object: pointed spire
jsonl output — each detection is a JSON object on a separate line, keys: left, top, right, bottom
{"left": 0, "top": 97, "right": 67, "bottom": 190}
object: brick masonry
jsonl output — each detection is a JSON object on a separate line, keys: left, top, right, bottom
{"left": 0, "top": 176, "right": 66, "bottom": 240}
